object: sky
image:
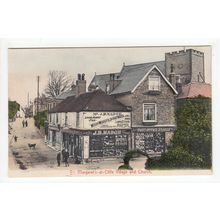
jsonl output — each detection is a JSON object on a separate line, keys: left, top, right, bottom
{"left": 8, "top": 46, "right": 211, "bottom": 107}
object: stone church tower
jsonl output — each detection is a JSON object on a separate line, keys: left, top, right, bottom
{"left": 165, "top": 49, "right": 205, "bottom": 86}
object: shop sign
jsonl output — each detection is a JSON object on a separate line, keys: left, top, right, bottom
{"left": 83, "top": 112, "right": 131, "bottom": 130}
{"left": 133, "top": 127, "right": 176, "bottom": 133}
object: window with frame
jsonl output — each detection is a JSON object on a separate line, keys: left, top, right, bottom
{"left": 143, "top": 103, "right": 157, "bottom": 122}
{"left": 148, "top": 76, "right": 160, "bottom": 91}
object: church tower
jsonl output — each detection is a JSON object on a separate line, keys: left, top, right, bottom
{"left": 165, "top": 49, "right": 205, "bottom": 86}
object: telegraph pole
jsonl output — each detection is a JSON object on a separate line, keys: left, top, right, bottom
{"left": 37, "top": 75, "right": 40, "bottom": 114}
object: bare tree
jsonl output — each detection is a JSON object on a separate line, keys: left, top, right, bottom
{"left": 45, "top": 70, "right": 72, "bottom": 98}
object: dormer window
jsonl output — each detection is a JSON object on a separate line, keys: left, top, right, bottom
{"left": 148, "top": 76, "right": 160, "bottom": 91}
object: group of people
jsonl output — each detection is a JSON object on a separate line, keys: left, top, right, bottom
{"left": 56, "top": 149, "right": 70, "bottom": 167}
{"left": 22, "top": 119, "right": 28, "bottom": 128}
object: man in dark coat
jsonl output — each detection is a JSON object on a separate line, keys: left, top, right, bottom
{"left": 64, "top": 149, "right": 69, "bottom": 167}
{"left": 61, "top": 148, "right": 66, "bottom": 162}
{"left": 57, "top": 152, "right": 61, "bottom": 167}
{"left": 14, "top": 135, "right": 18, "bottom": 142}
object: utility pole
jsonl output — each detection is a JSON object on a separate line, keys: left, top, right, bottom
{"left": 37, "top": 75, "right": 40, "bottom": 114}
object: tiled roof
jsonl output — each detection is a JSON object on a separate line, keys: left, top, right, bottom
{"left": 89, "top": 72, "right": 120, "bottom": 91}
{"left": 49, "top": 89, "right": 130, "bottom": 113}
{"left": 110, "top": 61, "right": 165, "bottom": 95}
{"left": 177, "top": 82, "right": 211, "bottom": 99}
{"left": 55, "top": 90, "right": 75, "bottom": 100}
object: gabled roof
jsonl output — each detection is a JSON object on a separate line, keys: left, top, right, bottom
{"left": 55, "top": 89, "right": 75, "bottom": 100}
{"left": 49, "top": 89, "right": 130, "bottom": 113}
{"left": 177, "top": 82, "right": 211, "bottom": 99}
{"left": 89, "top": 72, "right": 120, "bottom": 91}
{"left": 110, "top": 61, "right": 168, "bottom": 95}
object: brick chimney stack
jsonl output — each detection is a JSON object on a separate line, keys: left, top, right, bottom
{"left": 76, "top": 73, "right": 86, "bottom": 97}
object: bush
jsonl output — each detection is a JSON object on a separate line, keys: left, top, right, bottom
{"left": 34, "top": 110, "right": 47, "bottom": 127}
{"left": 9, "top": 101, "right": 20, "bottom": 119}
{"left": 172, "top": 96, "right": 212, "bottom": 168}
{"left": 148, "top": 146, "right": 205, "bottom": 169}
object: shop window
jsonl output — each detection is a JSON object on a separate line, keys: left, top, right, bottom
{"left": 148, "top": 76, "right": 160, "bottom": 91}
{"left": 143, "top": 103, "right": 157, "bottom": 122}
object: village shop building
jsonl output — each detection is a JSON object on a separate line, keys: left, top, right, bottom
{"left": 48, "top": 89, "right": 131, "bottom": 161}
{"left": 89, "top": 62, "right": 178, "bottom": 155}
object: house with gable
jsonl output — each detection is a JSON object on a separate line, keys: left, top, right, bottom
{"left": 110, "top": 61, "right": 178, "bottom": 154}
{"left": 89, "top": 62, "right": 178, "bottom": 155}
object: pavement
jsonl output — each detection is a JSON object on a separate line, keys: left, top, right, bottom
{"left": 8, "top": 117, "right": 212, "bottom": 178}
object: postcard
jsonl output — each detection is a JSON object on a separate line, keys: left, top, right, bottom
{"left": 8, "top": 45, "right": 212, "bottom": 177}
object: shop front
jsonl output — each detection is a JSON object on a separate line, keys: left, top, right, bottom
{"left": 62, "top": 129, "right": 131, "bottom": 161}
{"left": 133, "top": 126, "right": 176, "bottom": 156}
{"left": 62, "top": 130, "right": 82, "bottom": 160}
{"left": 89, "top": 129, "right": 131, "bottom": 158}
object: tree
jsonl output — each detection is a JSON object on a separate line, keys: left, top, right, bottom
{"left": 9, "top": 101, "right": 20, "bottom": 120}
{"left": 45, "top": 70, "right": 72, "bottom": 98}
{"left": 172, "top": 96, "right": 212, "bottom": 167}
{"left": 148, "top": 96, "right": 212, "bottom": 169}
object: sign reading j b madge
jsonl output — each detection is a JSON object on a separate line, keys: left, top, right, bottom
{"left": 83, "top": 112, "right": 131, "bottom": 130}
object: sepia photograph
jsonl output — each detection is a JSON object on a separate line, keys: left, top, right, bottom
{"left": 8, "top": 45, "right": 212, "bottom": 177}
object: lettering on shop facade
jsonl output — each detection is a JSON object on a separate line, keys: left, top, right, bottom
{"left": 83, "top": 112, "right": 131, "bottom": 130}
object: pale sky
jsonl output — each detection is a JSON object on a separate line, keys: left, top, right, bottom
{"left": 8, "top": 46, "right": 211, "bottom": 107}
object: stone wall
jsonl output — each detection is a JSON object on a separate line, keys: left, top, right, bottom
{"left": 131, "top": 68, "right": 176, "bottom": 126}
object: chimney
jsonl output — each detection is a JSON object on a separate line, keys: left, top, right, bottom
{"left": 76, "top": 73, "right": 86, "bottom": 97}
{"left": 169, "top": 73, "right": 176, "bottom": 88}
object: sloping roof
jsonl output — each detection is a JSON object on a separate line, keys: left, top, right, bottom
{"left": 55, "top": 90, "right": 75, "bottom": 100}
{"left": 177, "top": 83, "right": 211, "bottom": 99}
{"left": 89, "top": 72, "right": 120, "bottom": 91}
{"left": 110, "top": 61, "right": 166, "bottom": 95}
{"left": 49, "top": 89, "right": 130, "bottom": 113}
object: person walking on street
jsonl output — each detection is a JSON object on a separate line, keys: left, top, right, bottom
{"left": 25, "top": 120, "right": 28, "bottom": 127}
{"left": 62, "top": 148, "right": 65, "bottom": 162}
{"left": 22, "top": 120, "right": 25, "bottom": 128}
{"left": 57, "top": 152, "right": 61, "bottom": 167}
{"left": 14, "top": 135, "right": 18, "bottom": 142}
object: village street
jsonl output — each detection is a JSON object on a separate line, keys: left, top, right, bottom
{"left": 8, "top": 117, "right": 211, "bottom": 178}
{"left": 9, "top": 117, "right": 57, "bottom": 170}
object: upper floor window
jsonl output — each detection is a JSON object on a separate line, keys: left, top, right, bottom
{"left": 148, "top": 76, "right": 160, "bottom": 91}
{"left": 143, "top": 103, "right": 157, "bottom": 122}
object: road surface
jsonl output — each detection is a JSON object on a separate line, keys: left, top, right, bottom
{"left": 9, "top": 117, "right": 57, "bottom": 170}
